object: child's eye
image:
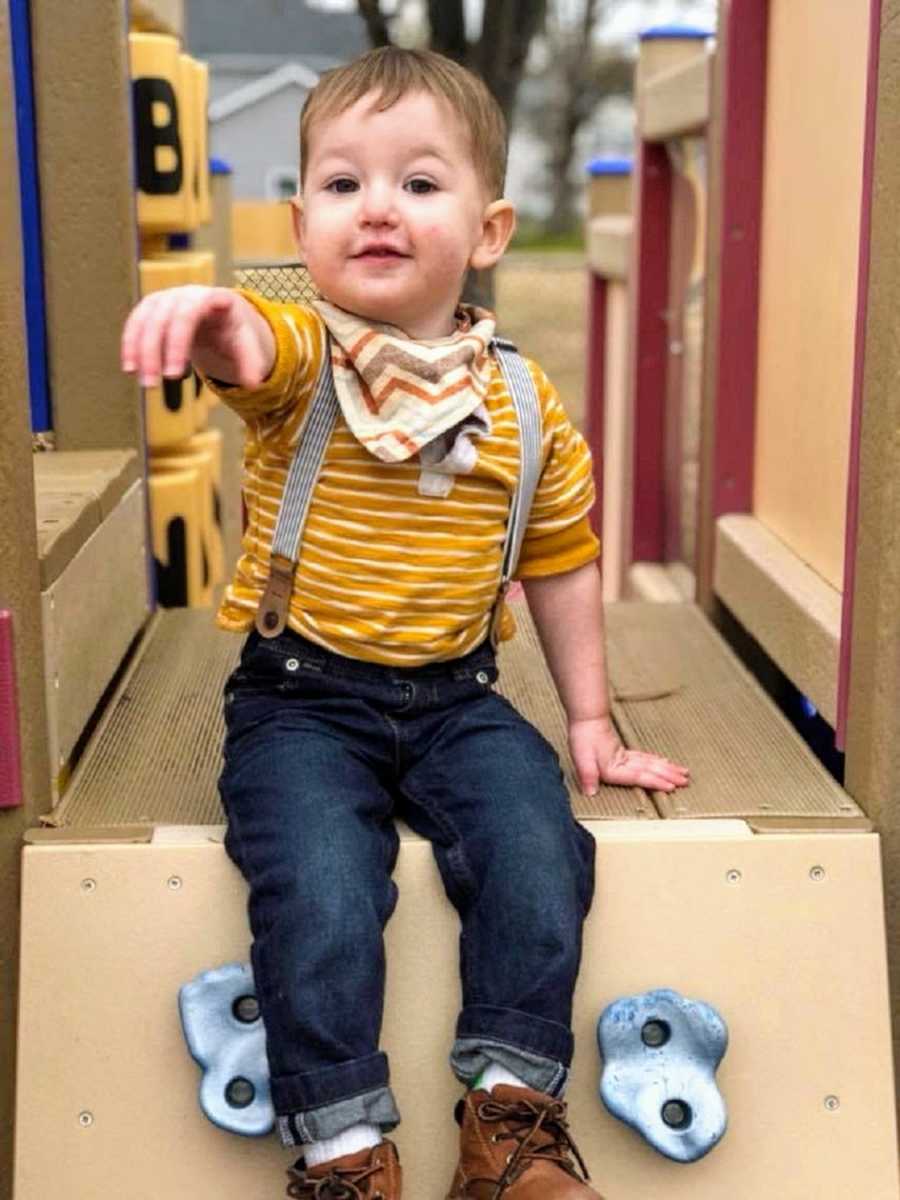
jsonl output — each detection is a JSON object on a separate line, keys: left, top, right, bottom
{"left": 405, "top": 178, "right": 437, "bottom": 194}
{"left": 326, "top": 177, "right": 358, "bottom": 194}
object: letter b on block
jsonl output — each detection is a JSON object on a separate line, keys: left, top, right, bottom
{"left": 130, "top": 33, "right": 194, "bottom": 233}
{"left": 133, "top": 76, "right": 183, "bottom": 196}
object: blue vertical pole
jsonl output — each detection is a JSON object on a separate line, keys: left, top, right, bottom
{"left": 9, "top": 0, "right": 51, "bottom": 433}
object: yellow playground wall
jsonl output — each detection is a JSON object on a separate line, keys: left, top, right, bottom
{"left": 753, "top": 0, "right": 870, "bottom": 591}
{"left": 231, "top": 200, "right": 298, "bottom": 263}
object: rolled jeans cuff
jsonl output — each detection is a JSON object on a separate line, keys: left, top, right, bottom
{"left": 450, "top": 1004, "right": 574, "bottom": 1097}
{"left": 272, "top": 1051, "right": 400, "bottom": 1146}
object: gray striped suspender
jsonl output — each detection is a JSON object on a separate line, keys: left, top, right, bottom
{"left": 255, "top": 336, "right": 543, "bottom": 642}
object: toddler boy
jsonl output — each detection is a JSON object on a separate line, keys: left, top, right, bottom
{"left": 122, "top": 46, "right": 688, "bottom": 1200}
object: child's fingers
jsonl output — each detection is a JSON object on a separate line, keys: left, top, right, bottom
{"left": 627, "top": 750, "right": 689, "bottom": 775}
{"left": 136, "top": 289, "right": 185, "bottom": 386}
{"left": 571, "top": 743, "right": 600, "bottom": 797}
{"left": 600, "top": 751, "right": 690, "bottom": 793}
{"left": 121, "top": 293, "right": 167, "bottom": 372}
{"left": 161, "top": 288, "right": 231, "bottom": 380}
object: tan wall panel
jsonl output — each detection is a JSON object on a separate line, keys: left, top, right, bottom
{"left": 0, "top": 10, "right": 52, "bottom": 1196}
{"left": 844, "top": 0, "right": 900, "bottom": 1103}
{"left": 753, "top": 0, "right": 870, "bottom": 589}
{"left": 30, "top": 0, "right": 143, "bottom": 453}
{"left": 232, "top": 201, "right": 298, "bottom": 262}
{"left": 42, "top": 482, "right": 150, "bottom": 800}
{"left": 14, "top": 827, "right": 899, "bottom": 1198}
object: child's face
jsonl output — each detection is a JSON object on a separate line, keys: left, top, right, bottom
{"left": 294, "top": 90, "right": 514, "bottom": 338}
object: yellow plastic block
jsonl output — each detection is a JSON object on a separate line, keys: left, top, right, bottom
{"left": 148, "top": 465, "right": 211, "bottom": 607}
{"left": 130, "top": 33, "right": 193, "bottom": 234}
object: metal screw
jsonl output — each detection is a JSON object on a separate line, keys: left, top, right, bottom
{"left": 726, "top": 869, "right": 742, "bottom": 885}
{"left": 476, "top": 671, "right": 490, "bottom": 685}
{"left": 286, "top": 657, "right": 299, "bottom": 672}
{"left": 167, "top": 876, "right": 182, "bottom": 891}
{"left": 80, "top": 879, "right": 97, "bottom": 894}
{"left": 824, "top": 1095, "right": 840, "bottom": 1112}
{"left": 641, "top": 1019, "right": 671, "bottom": 1048}
{"left": 233, "top": 994, "right": 261, "bottom": 1024}
{"left": 78, "top": 1111, "right": 94, "bottom": 1127}
{"left": 661, "top": 1100, "right": 692, "bottom": 1129}
{"left": 225, "top": 1077, "right": 256, "bottom": 1109}
{"left": 810, "top": 865, "right": 826, "bottom": 882}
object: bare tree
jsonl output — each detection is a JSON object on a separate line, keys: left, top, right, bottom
{"left": 544, "top": 0, "right": 604, "bottom": 235}
{"left": 358, "top": 0, "right": 547, "bottom": 130}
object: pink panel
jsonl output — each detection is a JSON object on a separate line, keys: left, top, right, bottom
{"left": 709, "top": 0, "right": 768, "bottom": 519}
{"left": 631, "top": 140, "right": 672, "bottom": 562}
{"left": 586, "top": 272, "right": 608, "bottom": 537}
{"left": 0, "top": 610, "right": 24, "bottom": 809}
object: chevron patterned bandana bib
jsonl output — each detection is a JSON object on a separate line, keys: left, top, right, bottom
{"left": 313, "top": 299, "right": 497, "bottom": 464}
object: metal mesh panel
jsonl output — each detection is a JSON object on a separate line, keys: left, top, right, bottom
{"left": 233, "top": 262, "right": 319, "bottom": 306}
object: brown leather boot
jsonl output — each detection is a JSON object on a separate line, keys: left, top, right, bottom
{"left": 286, "top": 1139, "right": 401, "bottom": 1198}
{"left": 446, "top": 1085, "right": 605, "bottom": 1199}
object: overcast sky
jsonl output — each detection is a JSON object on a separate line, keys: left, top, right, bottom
{"left": 306, "top": 0, "right": 719, "bottom": 42}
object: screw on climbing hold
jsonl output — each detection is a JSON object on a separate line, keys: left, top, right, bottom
{"left": 824, "top": 1095, "right": 841, "bottom": 1112}
{"left": 661, "top": 1100, "right": 693, "bottom": 1130}
{"left": 78, "top": 1111, "right": 94, "bottom": 1127}
{"left": 641, "top": 1019, "right": 671, "bottom": 1048}
{"left": 226, "top": 1077, "right": 256, "bottom": 1109}
{"left": 809, "top": 865, "right": 826, "bottom": 882}
{"left": 233, "top": 994, "right": 261, "bottom": 1024}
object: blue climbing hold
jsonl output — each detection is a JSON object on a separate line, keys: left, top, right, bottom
{"left": 179, "top": 962, "right": 274, "bottom": 1137}
{"left": 597, "top": 988, "right": 728, "bottom": 1163}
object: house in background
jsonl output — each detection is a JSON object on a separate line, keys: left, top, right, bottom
{"left": 185, "top": 0, "right": 368, "bottom": 201}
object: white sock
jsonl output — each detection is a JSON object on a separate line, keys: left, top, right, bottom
{"left": 476, "top": 1063, "right": 530, "bottom": 1093}
{"left": 304, "top": 1122, "right": 381, "bottom": 1168}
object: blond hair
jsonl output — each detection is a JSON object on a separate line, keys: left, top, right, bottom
{"left": 300, "top": 47, "right": 508, "bottom": 200}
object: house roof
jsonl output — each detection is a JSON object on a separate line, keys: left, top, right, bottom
{"left": 208, "top": 61, "right": 320, "bottom": 121}
{"left": 186, "top": 0, "right": 368, "bottom": 59}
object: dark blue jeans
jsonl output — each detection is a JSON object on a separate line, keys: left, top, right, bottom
{"left": 218, "top": 628, "right": 596, "bottom": 1146}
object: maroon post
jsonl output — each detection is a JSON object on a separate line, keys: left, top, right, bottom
{"left": 630, "top": 140, "right": 672, "bottom": 562}
{"left": 585, "top": 272, "right": 607, "bottom": 537}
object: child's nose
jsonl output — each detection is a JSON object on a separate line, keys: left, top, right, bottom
{"left": 359, "top": 184, "right": 399, "bottom": 226}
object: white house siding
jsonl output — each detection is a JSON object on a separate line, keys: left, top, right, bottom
{"left": 211, "top": 88, "right": 308, "bottom": 200}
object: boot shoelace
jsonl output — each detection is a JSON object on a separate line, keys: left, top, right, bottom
{"left": 285, "top": 1157, "right": 384, "bottom": 1200}
{"left": 476, "top": 1096, "right": 591, "bottom": 1194}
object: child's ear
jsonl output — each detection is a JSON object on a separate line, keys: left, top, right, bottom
{"left": 290, "top": 194, "right": 305, "bottom": 256}
{"left": 470, "top": 200, "right": 517, "bottom": 271}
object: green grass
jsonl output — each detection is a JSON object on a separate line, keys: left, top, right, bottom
{"left": 510, "top": 223, "right": 586, "bottom": 252}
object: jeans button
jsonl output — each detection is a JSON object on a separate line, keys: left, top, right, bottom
{"left": 285, "top": 658, "right": 300, "bottom": 672}
{"left": 476, "top": 670, "right": 490, "bottom": 685}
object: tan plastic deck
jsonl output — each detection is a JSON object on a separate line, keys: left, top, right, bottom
{"left": 50, "top": 600, "right": 863, "bottom": 832}
{"left": 49, "top": 600, "right": 652, "bottom": 829}
{"left": 605, "top": 603, "right": 861, "bottom": 820}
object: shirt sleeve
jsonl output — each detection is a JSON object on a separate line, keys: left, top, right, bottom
{"left": 514, "top": 359, "right": 601, "bottom": 579}
{"left": 198, "top": 290, "right": 326, "bottom": 433}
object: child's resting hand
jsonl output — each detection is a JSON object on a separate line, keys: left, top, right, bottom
{"left": 568, "top": 715, "right": 689, "bottom": 797}
{"left": 120, "top": 285, "right": 275, "bottom": 390}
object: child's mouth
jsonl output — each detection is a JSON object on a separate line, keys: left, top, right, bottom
{"left": 353, "top": 246, "right": 408, "bottom": 259}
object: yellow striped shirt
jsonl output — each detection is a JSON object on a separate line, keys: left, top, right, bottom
{"left": 207, "top": 293, "right": 600, "bottom": 665}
